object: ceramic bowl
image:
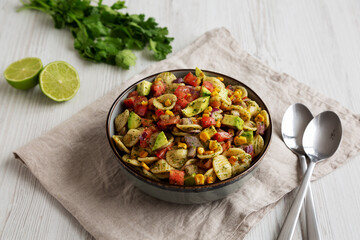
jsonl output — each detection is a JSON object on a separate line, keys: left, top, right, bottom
{"left": 106, "top": 69, "right": 272, "bottom": 204}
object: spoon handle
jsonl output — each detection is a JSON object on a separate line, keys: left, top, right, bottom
{"left": 299, "top": 155, "right": 321, "bottom": 240}
{"left": 277, "top": 161, "right": 316, "bottom": 240}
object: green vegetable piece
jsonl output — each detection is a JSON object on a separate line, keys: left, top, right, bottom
{"left": 152, "top": 131, "right": 169, "bottom": 151}
{"left": 128, "top": 111, "right": 141, "bottom": 129}
{"left": 200, "top": 86, "right": 211, "bottom": 97}
{"left": 241, "top": 131, "right": 253, "bottom": 144}
{"left": 116, "top": 50, "right": 137, "bottom": 69}
{"left": 137, "top": 81, "right": 152, "bottom": 96}
{"left": 221, "top": 114, "right": 244, "bottom": 130}
{"left": 202, "top": 126, "right": 217, "bottom": 138}
{"left": 182, "top": 96, "right": 210, "bottom": 117}
{"left": 184, "top": 173, "right": 196, "bottom": 186}
{"left": 195, "top": 67, "right": 204, "bottom": 77}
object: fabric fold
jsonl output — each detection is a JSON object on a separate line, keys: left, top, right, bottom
{"left": 14, "top": 27, "right": 360, "bottom": 240}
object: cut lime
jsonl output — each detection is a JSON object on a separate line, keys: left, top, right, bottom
{"left": 39, "top": 61, "right": 80, "bottom": 102}
{"left": 3, "top": 57, "right": 43, "bottom": 90}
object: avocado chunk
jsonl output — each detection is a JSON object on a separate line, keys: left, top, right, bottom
{"left": 152, "top": 131, "right": 169, "bottom": 151}
{"left": 127, "top": 111, "right": 141, "bottom": 129}
{"left": 182, "top": 96, "right": 210, "bottom": 117}
{"left": 184, "top": 173, "right": 196, "bottom": 186}
{"left": 137, "top": 81, "right": 152, "bottom": 96}
{"left": 202, "top": 125, "right": 217, "bottom": 138}
{"left": 221, "top": 114, "right": 244, "bottom": 130}
{"left": 241, "top": 131, "right": 253, "bottom": 144}
{"left": 200, "top": 86, "right": 211, "bottom": 97}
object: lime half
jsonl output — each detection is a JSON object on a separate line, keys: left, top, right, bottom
{"left": 3, "top": 57, "right": 43, "bottom": 90}
{"left": 39, "top": 61, "right": 80, "bottom": 102}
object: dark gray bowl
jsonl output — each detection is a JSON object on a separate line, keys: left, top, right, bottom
{"left": 106, "top": 69, "right": 272, "bottom": 204}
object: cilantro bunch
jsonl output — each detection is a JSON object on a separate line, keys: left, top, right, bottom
{"left": 18, "top": 0, "right": 173, "bottom": 69}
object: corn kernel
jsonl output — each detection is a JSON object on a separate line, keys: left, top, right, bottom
{"left": 255, "top": 114, "right": 265, "bottom": 123}
{"left": 164, "top": 99, "right": 172, "bottom": 107}
{"left": 178, "top": 142, "right": 187, "bottom": 149}
{"left": 229, "top": 156, "right": 238, "bottom": 165}
{"left": 194, "top": 86, "right": 201, "bottom": 91}
{"left": 215, "top": 119, "right": 221, "bottom": 128}
{"left": 203, "top": 106, "right": 212, "bottom": 114}
{"left": 209, "top": 140, "right": 218, "bottom": 151}
{"left": 204, "top": 150, "right": 214, "bottom": 155}
{"left": 152, "top": 114, "right": 158, "bottom": 121}
{"left": 165, "top": 110, "right": 174, "bottom": 116}
{"left": 206, "top": 176, "right": 214, "bottom": 184}
{"left": 228, "top": 129, "right": 234, "bottom": 136}
{"left": 197, "top": 117, "right": 202, "bottom": 121}
{"left": 202, "top": 113, "right": 210, "bottom": 118}
{"left": 191, "top": 118, "right": 197, "bottom": 124}
{"left": 139, "top": 151, "right": 149, "bottom": 158}
{"left": 234, "top": 91, "right": 241, "bottom": 98}
{"left": 211, "top": 91, "right": 218, "bottom": 97}
{"left": 214, "top": 87, "right": 221, "bottom": 92}
{"left": 199, "top": 132, "right": 210, "bottom": 142}
{"left": 195, "top": 174, "right": 205, "bottom": 185}
{"left": 197, "top": 147, "right": 205, "bottom": 155}
{"left": 230, "top": 95, "right": 235, "bottom": 100}
{"left": 141, "top": 101, "right": 148, "bottom": 106}
{"left": 141, "top": 162, "right": 150, "bottom": 171}
{"left": 234, "top": 136, "right": 247, "bottom": 146}
{"left": 156, "top": 77, "right": 162, "bottom": 81}
{"left": 216, "top": 77, "right": 224, "bottom": 81}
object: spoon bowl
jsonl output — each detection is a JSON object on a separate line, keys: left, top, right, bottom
{"left": 303, "top": 111, "right": 342, "bottom": 161}
{"left": 282, "top": 103, "right": 313, "bottom": 155}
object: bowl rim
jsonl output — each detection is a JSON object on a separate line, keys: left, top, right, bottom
{"left": 106, "top": 69, "right": 272, "bottom": 192}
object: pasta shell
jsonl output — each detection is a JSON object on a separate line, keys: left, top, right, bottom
{"left": 180, "top": 159, "right": 198, "bottom": 170}
{"left": 122, "top": 154, "right": 141, "bottom": 167}
{"left": 150, "top": 159, "right": 173, "bottom": 174}
{"left": 153, "top": 94, "right": 177, "bottom": 110}
{"left": 212, "top": 155, "right": 232, "bottom": 181}
{"left": 232, "top": 160, "right": 251, "bottom": 175}
{"left": 260, "top": 110, "right": 270, "bottom": 128}
{"left": 155, "top": 72, "right": 177, "bottom": 86}
{"left": 253, "top": 134, "right": 264, "bottom": 156}
{"left": 176, "top": 123, "right": 203, "bottom": 132}
{"left": 137, "top": 156, "right": 159, "bottom": 164}
{"left": 143, "top": 168, "right": 160, "bottom": 181}
{"left": 203, "top": 76, "right": 225, "bottom": 89}
{"left": 171, "top": 127, "right": 191, "bottom": 136}
{"left": 167, "top": 83, "right": 185, "bottom": 93}
{"left": 204, "top": 168, "right": 217, "bottom": 181}
{"left": 233, "top": 86, "right": 248, "bottom": 98}
{"left": 243, "top": 121, "right": 257, "bottom": 131}
{"left": 222, "top": 148, "right": 246, "bottom": 158}
{"left": 123, "top": 129, "right": 142, "bottom": 147}
{"left": 231, "top": 105, "right": 251, "bottom": 121}
{"left": 114, "top": 109, "right": 129, "bottom": 133}
{"left": 153, "top": 172, "right": 170, "bottom": 179}
{"left": 197, "top": 143, "right": 223, "bottom": 159}
{"left": 166, "top": 149, "right": 188, "bottom": 168}
{"left": 112, "top": 135, "right": 130, "bottom": 153}
{"left": 246, "top": 100, "right": 260, "bottom": 117}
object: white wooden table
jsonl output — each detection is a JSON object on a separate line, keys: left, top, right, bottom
{"left": 1, "top": 0, "right": 360, "bottom": 239}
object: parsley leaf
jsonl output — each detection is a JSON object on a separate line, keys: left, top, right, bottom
{"left": 18, "top": 0, "right": 173, "bottom": 69}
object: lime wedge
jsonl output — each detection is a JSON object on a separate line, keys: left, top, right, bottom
{"left": 39, "top": 61, "right": 80, "bottom": 102}
{"left": 3, "top": 57, "right": 43, "bottom": 90}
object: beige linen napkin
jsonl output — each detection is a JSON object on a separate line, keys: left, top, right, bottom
{"left": 14, "top": 27, "right": 360, "bottom": 240}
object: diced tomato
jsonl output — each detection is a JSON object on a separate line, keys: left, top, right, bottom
{"left": 141, "top": 118, "right": 153, "bottom": 127}
{"left": 174, "top": 86, "right": 190, "bottom": 99}
{"left": 242, "top": 96, "right": 248, "bottom": 100}
{"left": 139, "top": 128, "right": 153, "bottom": 148}
{"left": 151, "top": 79, "right": 166, "bottom": 97}
{"left": 201, "top": 116, "right": 216, "bottom": 128}
{"left": 155, "top": 142, "right": 174, "bottom": 159}
{"left": 197, "top": 159, "right": 213, "bottom": 169}
{"left": 155, "top": 109, "right": 165, "bottom": 117}
{"left": 203, "top": 81, "right": 214, "bottom": 92}
{"left": 134, "top": 105, "right": 148, "bottom": 117}
{"left": 221, "top": 141, "right": 231, "bottom": 152}
{"left": 213, "top": 132, "right": 232, "bottom": 142}
{"left": 128, "top": 91, "right": 138, "bottom": 98}
{"left": 148, "top": 98, "right": 156, "bottom": 110}
{"left": 124, "top": 97, "right": 135, "bottom": 108}
{"left": 177, "top": 98, "right": 189, "bottom": 108}
{"left": 184, "top": 72, "right": 201, "bottom": 87}
{"left": 173, "top": 104, "right": 182, "bottom": 114}
{"left": 169, "top": 169, "right": 185, "bottom": 185}
{"left": 157, "top": 115, "right": 180, "bottom": 130}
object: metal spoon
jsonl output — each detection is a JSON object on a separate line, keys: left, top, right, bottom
{"left": 278, "top": 111, "right": 342, "bottom": 240}
{"left": 281, "top": 103, "right": 320, "bottom": 240}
